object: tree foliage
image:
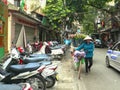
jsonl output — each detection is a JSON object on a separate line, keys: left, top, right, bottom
{"left": 43, "top": 0, "right": 71, "bottom": 30}
{"left": 43, "top": 0, "right": 119, "bottom": 33}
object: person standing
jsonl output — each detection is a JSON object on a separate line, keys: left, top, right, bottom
{"left": 64, "top": 37, "right": 71, "bottom": 48}
{"left": 75, "top": 35, "right": 94, "bottom": 73}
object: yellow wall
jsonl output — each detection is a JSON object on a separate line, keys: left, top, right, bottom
{"left": 8, "top": 13, "right": 12, "bottom": 53}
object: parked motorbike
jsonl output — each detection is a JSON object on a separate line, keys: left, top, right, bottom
{"left": 19, "top": 42, "right": 64, "bottom": 60}
{"left": 3, "top": 47, "right": 58, "bottom": 88}
{"left": 48, "top": 41, "right": 66, "bottom": 60}
{"left": 17, "top": 46, "right": 53, "bottom": 62}
{"left": 33, "top": 41, "right": 64, "bottom": 60}
{"left": 0, "top": 83, "right": 33, "bottom": 90}
{"left": 19, "top": 56, "right": 58, "bottom": 88}
{"left": 40, "top": 63, "right": 58, "bottom": 88}
{"left": 49, "top": 41, "right": 66, "bottom": 52}
{"left": 0, "top": 49, "right": 46, "bottom": 90}
{"left": 50, "top": 48, "right": 64, "bottom": 60}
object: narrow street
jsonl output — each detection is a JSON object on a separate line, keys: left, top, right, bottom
{"left": 48, "top": 49, "right": 86, "bottom": 90}
{"left": 48, "top": 48, "right": 120, "bottom": 90}
{"left": 1, "top": 1, "right": 120, "bottom": 90}
{"left": 82, "top": 48, "right": 120, "bottom": 90}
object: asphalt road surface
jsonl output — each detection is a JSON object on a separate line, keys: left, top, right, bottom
{"left": 48, "top": 48, "right": 120, "bottom": 90}
{"left": 82, "top": 48, "right": 120, "bottom": 90}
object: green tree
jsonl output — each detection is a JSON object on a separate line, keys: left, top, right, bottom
{"left": 82, "top": 7, "right": 97, "bottom": 34}
{"left": 43, "top": 0, "right": 119, "bottom": 34}
{"left": 43, "top": 0, "right": 71, "bottom": 30}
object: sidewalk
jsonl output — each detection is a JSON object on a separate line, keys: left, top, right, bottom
{"left": 48, "top": 50, "right": 86, "bottom": 90}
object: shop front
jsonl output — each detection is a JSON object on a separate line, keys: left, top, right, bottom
{"left": 8, "top": 10, "right": 40, "bottom": 49}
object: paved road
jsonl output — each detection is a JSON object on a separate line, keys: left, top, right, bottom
{"left": 48, "top": 50, "right": 86, "bottom": 90}
{"left": 82, "top": 48, "right": 120, "bottom": 90}
{"left": 48, "top": 48, "right": 120, "bottom": 90}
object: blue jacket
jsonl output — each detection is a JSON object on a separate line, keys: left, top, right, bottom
{"left": 76, "top": 41, "right": 94, "bottom": 58}
{"left": 64, "top": 39, "right": 71, "bottom": 45}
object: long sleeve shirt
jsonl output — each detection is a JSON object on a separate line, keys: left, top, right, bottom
{"left": 76, "top": 41, "right": 94, "bottom": 58}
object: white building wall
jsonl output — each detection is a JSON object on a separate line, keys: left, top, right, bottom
{"left": 8, "top": 0, "right": 14, "bottom": 4}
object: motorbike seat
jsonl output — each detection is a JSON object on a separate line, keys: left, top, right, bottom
{"left": 29, "top": 54, "right": 48, "bottom": 57}
{"left": 24, "top": 57, "right": 48, "bottom": 63}
{"left": 38, "top": 61, "right": 52, "bottom": 66}
{"left": 9, "top": 63, "right": 40, "bottom": 73}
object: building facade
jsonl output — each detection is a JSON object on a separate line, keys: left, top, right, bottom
{"left": 0, "top": 1, "right": 8, "bottom": 60}
{"left": 7, "top": 0, "right": 60, "bottom": 53}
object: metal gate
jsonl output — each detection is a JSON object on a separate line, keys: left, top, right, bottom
{"left": 24, "top": 26, "right": 35, "bottom": 42}
{"left": 15, "top": 23, "right": 35, "bottom": 48}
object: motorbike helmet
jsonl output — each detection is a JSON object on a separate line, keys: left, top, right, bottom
{"left": 17, "top": 46, "right": 25, "bottom": 53}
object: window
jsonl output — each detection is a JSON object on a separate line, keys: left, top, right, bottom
{"left": 114, "top": 43, "right": 120, "bottom": 51}
{"left": 14, "top": 0, "right": 20, "bottom": 7}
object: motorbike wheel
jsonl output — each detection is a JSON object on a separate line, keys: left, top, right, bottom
{"left": 46, "top": 76, "right": 56, "bottom": 88}
{"left": 27, "top": 76, "right": 46, "bottom": 90}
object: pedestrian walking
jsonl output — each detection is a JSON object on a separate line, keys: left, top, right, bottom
{"left": 64, "top": 37, "right": 71, "bottom": 48}
{"left": 75, "top": 35, "right": 94, "bottom": 73}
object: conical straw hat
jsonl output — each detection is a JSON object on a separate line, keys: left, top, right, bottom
{"left": 84, "top": 35, "right": 92, "bottom": 40}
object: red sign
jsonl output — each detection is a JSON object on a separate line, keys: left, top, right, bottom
{"left": 2, "top": 0, "right": 7, "bottom": 5}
